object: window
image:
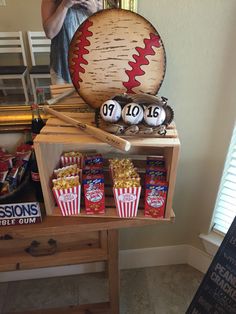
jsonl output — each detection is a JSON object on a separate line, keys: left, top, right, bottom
{"left": 212, "top": 123, "right": 236, "bottom": 234}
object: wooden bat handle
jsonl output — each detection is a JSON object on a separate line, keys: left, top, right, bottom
{"left": 44, "top": 106, "right": 131, "bottom": 152}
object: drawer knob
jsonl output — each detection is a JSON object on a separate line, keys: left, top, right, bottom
{"left": 0, "top": 234, "right": 13, "bottom": 240}
{"left": 25, "top": 239, "right": 57, "bottom": 257}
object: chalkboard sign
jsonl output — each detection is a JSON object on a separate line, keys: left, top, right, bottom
{"left": 186, "top": 217, "right": 236, "bottom": 314}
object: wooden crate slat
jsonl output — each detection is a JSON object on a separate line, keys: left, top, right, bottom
{"left": 0, "top": 248, "right": 107, "bottom": 272}
{"left": 46, "top": 118, "right": 95, "bottom": 127}
{"left": 41, "top": 125, "right": 177, "bottom": 138}
{"left": 43, "top": 115, "right": 178, "bottom": 138}
{"left": 46, "top": 114, "right": 175, "bottom": 128}
{"left": 41, "top": 126, "right": 93, "bottom": 135}
{"left": 51, "top": 206, "right": 175, "bottom": 222}
{"left": 45, "top": 112, "right": 95, "bottom": 127}
{"left": 47, "top": 112, "right": 95, "bottom": 120}
{"left": 51, "top": 91, "right": 77, "bottom": 96}
{"left": 45, "top": 119, "right": 93, "bottom": 127}
{"left": 51, "top": 98, "right": 87, "bottom": 105}
{"left": 111, "top": 128, "right": 178, "bottom": 138}
{"left": 51, "top": 93, "right": 83, "bottom": 100}
{"left": 47, "top": 113, "right": 176, "bottom": 128}
{"left": 129, "top": 137, "right": 180, "bottom": 147}
{"left": 49, "top": 84, "right": 88, "bottom": 106}
{"left": 35, "top": 133, "right": 180, "bottom": 148}
{"left": 50, "top": 85, "right": 73, "bottom": 95}
{"left": 50, "top": 83, "right": 74, "bottom": 90}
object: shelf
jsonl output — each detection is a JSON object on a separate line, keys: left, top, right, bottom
{"left": 52, "top": 206, "right": 175, "bottom": 222}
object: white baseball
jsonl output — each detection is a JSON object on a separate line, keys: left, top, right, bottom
{"left": 122, "top": 103, "right": 144, "bottom": 125}
{"left": 100, "top": 100, "right": 122, "bottom": 123}
{"left": 144, "top": 104, "right": 166, "bottom": 127}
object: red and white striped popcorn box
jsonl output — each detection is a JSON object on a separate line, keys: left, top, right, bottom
{"left": 53, "top": 185, "right": 81, "bottom": 216}
{"left": 113, "top": 187, "right": 141, "bottom": 218}
{"left": 60, "top": 155, "right": 82, "bottom": 168}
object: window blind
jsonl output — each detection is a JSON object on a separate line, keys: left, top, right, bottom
{"left": 213, "top": 123, "right": 236, "bottom": 234}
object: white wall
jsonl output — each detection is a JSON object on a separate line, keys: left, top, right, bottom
{"left": 133, "top": 0, "right": 236, "bottom": 249}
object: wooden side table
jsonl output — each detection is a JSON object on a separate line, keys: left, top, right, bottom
{"left": 0, "top": 214, "right": 173, "bottom": 314}
{"left": 0, "top": 84, "right": 178, "bottom": 313}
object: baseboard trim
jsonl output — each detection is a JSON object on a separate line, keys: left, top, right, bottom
{"left": 0, "top": 245, "right": 212, "bottom": 282}
{"left": 187, "top": 245, "right": 213, "bottom": 273}
{"left": 120, "top": 244, "right": 188, "bottom": 269}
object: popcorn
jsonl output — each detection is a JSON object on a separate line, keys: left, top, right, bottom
{"left": 52, "top": 176, "right": 80, "bottom": 190}
{"left": 110, "top": 158, "right": 140, "bottom": 185}
{"left": 114, "top": 177, "right": 140, "bottom": 189}
{"left": 60, "top": 151, "right": 83, "bottom": 167}
{"left": 52, "top": 175, "right": 81, "bottom": 216}
{"left": 54, "top": 164, "right": 81, "bottom": 178}
{"left": 63, "top": 151, "right": 83, "bottom": 157}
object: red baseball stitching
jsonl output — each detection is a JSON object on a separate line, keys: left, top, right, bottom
{"left": 123, "top": 33, "right": 161, "bottom": 93}
{"left": 70, "top": 19, "right": 93, "bottom": 89}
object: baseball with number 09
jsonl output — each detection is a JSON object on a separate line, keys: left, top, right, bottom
{"left": 122, "top": 103, "right": 144, "bottom": 125}
{"left": 100, "top": 100, "right": 122, "bottom": 123}
{"left": 144, "top": 104, "right": 166, "bottom": 127}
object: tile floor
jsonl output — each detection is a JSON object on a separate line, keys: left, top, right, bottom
{"left": 0, "top": 264, "right": 203, "bottom": 314}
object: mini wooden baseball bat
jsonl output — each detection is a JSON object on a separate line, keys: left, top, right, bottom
{"left": 44, "top": 106, "right": 131, "bottom": 152}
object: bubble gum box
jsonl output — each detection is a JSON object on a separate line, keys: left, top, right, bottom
{"left": 146, "top": 156, "right": 165, "bottom": 167}
{"left": 84, "top": 154, "right": 103, "bottom": 167}
{"left": 83, "top": 177, "right": 105, "bottom": 214}
{"left": 144, "top": 182, "right": 168, "bottom": 218}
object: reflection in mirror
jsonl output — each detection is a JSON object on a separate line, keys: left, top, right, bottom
{"left": 105, "top": 0, "right": 120, "bottom": 8}
{"left": 104, "top": 0, "right": 137, "bottom": 11}
{"left": 0, "top": 0, "right": 138, "bottom": 131}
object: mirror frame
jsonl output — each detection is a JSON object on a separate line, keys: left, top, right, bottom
{"left": 0, "top": 0, "right": 138, "bottom": 132}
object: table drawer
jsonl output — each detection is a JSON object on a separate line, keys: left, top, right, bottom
{"left": 0, "top": 230, "right": 107, "bottom": 272}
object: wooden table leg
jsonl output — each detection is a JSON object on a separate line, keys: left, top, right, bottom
{"left": 107, "top": 229, "right": 119, "bottom": 314}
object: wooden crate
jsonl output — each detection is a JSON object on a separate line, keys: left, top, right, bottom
{"left": 34, "top": 112, "right": 180, "bottom": 221}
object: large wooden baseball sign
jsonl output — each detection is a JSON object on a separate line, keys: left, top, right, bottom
{"left": 69, "top": 9, "right": 166, "bottom": 109}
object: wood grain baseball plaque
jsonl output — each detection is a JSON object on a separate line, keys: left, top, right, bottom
{"left": 69, "top": 8, "right": 166, "bottom": 109}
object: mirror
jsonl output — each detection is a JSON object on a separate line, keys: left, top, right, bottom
{"left": 0, "top": 0, "right": 138, "bottom": 132}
